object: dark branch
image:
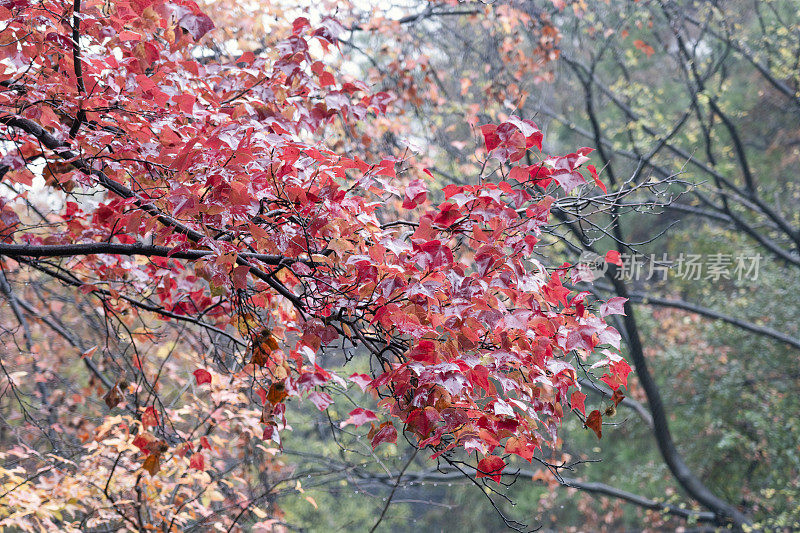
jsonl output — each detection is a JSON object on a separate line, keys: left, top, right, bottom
{"left": 0, "top": 242, "right": 297, "bottom": 265}
{"left": 367, "top": 467, "right": 716, "bottom": 524}
{"left": 628, "top": 292, "right": 800, "bottom": 351}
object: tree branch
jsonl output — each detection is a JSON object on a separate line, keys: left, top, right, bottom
{"left": 0, "top": 242, "right": 297, "bottom": 265}
{"left": 578, "top": 377, "right": 654, "bottom": 428}
{"left": 14, "top": 295, "right": 113, "bottom": 389}
{"left": 365, "top": 467, "right": 716, "bottom": 523}
{"left": 628, "top": 292, "right": 800, "bottom": 351}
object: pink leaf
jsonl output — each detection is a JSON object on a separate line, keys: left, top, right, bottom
{"left": 118, "top": 30, "right": 141, "bottom": 42}
{"left": 599, "top": 297, "right": 627, "bottom": 317}
{"left": 551, "top": 170, "right": 586, "bottom": 193}
{"left": 177, "top": 9, "right": 215, "bottom": 40}
{"left": 348, "top": 373, "right": 372, "bottom": 392}
{"left": 340, "top": 408, "right": 378, "bottom": 428}
{"left": 231, "top": 265, "right": 250, "bottom": 290}
{"left": 308, "top": 391, "right": 334, "bottom": 411}
{"left": 402, "top": 179, "right": 428, "bottom": 209}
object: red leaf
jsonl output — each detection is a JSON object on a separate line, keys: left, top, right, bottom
{"left": 237, "top": 51, "right": 255, "bottom": 65}
{"left": 189, "top": 452, "right": 205, "bottom": 471}
{"left": 133, "top": 433, "right": 167, "bottom": 456}
{"left": 480, "top": 124, "right": 500, "bottom": 152}
{"left": 319, "top": 70, "right": 335, "bottom": 87}
{"left": 584, "top": 409, "right": 603, "bottom": 439}
{"left": 142, "top": 406, "right": 160, "bottom": 428}
{"left": 133, "top": 433, "right": 155, "bottom": 454}
{"left": 292, "top": 17, "right": 311, "bottom": 34}
{"left": 408, "top": 340, "right": 437, "bottom": 364}
{"left": 256, "top": 387, "right": 267, "bottom": 405}
{"left": 193, "top": 368, "right": 212, "bottom": 385}
{"left": 570, "top": 391, "right": 587, "bottom": 416}
{"left": 605, "top": 250, "right": 622, "bottom": 266}
{"left": 601, "top": 359, "right": 632, "bottom": 391}
{"left": 476, "top": 455, "right": 506, "bottom": 483}
{"left": 405, "top": 407, "right": 441, "bottom": 438}
{"left": 370, "top": 421, "right": 397, "bottom": 449}
{"left": 44, "top": 32, "right": 72, "bottom": 49}
{"left": 174, "top": 93, "right": 195, "bottom": 114}
{"left": 176, "top": 442, "right": 193, "bottom": 458}
{"left": 587, "top": 164, "right": 606, "bottom": 193}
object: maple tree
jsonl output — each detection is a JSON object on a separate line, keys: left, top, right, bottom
{"left": 329, "top": 0, "right": 800, "bottom": 530}
{"left": 0, "top": 0, "right": 640, "bottom": 530}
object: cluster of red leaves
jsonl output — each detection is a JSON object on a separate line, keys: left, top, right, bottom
{"left": 0, "top": 0, "right": 628, "bottom": 486}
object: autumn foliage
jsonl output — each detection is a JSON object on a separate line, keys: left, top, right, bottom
{"left": 0, "top": 0, "right": 629, "bottom": 529}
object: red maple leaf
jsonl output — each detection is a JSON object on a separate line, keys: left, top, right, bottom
{"left": 476, "top": 455, "right": 506, "bottom": 483}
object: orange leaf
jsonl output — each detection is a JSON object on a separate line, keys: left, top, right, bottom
{"left": 142, "top": 453, "right": 160, "bottom": 475}
{"left": 251, "top": 329, "right": 279, "bottom": 367}
{"left": 505, "top": 436, "right": 534, "bottom": 461}
{"left": 633, "top": 40, "right": 655, "bottom": 57}
{"left": 266, "top": 381, "right": 287, "bottom": 404}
